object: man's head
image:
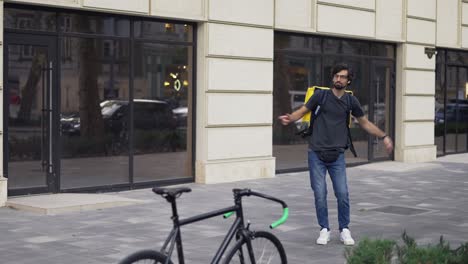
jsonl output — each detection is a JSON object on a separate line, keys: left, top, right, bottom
{"left": 331, "top": 63, "right": 354, "bottom": 90}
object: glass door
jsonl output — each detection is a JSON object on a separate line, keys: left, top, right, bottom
{"left": 4, "top": 34, "right": 57, "bottom": 194}
{"left": 369, "top": 60, "right": 394, "bottom": 160}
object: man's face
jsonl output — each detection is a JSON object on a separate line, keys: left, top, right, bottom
{"left": 333, "top": 69, "right": 349, "bottom": 90}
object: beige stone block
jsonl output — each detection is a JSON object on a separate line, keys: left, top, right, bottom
{"left": 207, "top": 58, "right": 272, "bottom": 92}
{"left": 8, "top": 0, "right": 80, "bottom": 7}
{"left": 196, "top": 157, "right": 275, "bottom": 184}
{"left": 207, "top": 127, "right": 272, "bottom": 160}
{"left": 209, "top": 0, "right": 273, "bottom": 26}
{"left": 403, "top": 122, "right": 434, "bottom": 147}
{"left": 318, "top": 0, "right": 375, "bottom": 10}
{"left": 275, "top": 0, "right": 313, "bottom": 31}
{"left": 404, "top": 70, "right": 435, "bottom": 95}
{"left": 207, "top": 23, "right": 273, "bottom": 59}
{"left": 207, "top": 94, "right": 272, "bottom": 125}
{"left": 404, "top": 96, "right": 434, "bottom": 121}
{"left": 407, "top": 0, "right": 436, "bottom": 20}
{"left": 436, "top": 0, "right": 459, "bottom": 48}
{"left": 462, "top": 27, "right": 468, "bottom": 48}
{"left": 317, "top": 5, "right": 375, "bottom": 37}
{"left": 404, "top": 44, "right": 435, "bottom": 70}
{"left": 406, "top": 18, "right": 436, "bottom": 44}
{"left": 0, "top": 178, "right": 6, "bottom": 207}
{"left": 83, "top": 0, "right": 148, "bottom": 13}
{"left": 396, "top": 145, "right": 437, "bottom": 162}
{"left": 463, "top": 3, "right": 468, "bottom": 25}
{"left": 151, "top": 0, "right": 204, "bottom": 20}
{"left": 375, "top": 0, "right": 403, "bottom": 41}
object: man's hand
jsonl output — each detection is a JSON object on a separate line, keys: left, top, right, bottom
{"left": 383, "top": 136, "right": 393, "bottom": 154}
{"left": 278, "top": 114, "right": 292, "bottom": 126}
{"left": 357, "top": 116, "right": 394, "bottom": 155}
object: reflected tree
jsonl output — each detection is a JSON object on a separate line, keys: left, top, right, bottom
{"left": 78, "top": 26, "right": 105, "bottom": 152}
{"left": 18, "top": 51, "right": 46, "bottom": 123}
{"left": 273, "top": 37, "right": 296, "bottom": 144}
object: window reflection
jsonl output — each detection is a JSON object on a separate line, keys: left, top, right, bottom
{"left": 60, "top": 37, "right": 130, "bottom": 189}
{"left": 323, "top": 39, "right": 370, "bottom": 55}
{"left": 435, "top": 50, "right": 446, "bottom": 154}
{"left": 6, "top": 45, "right": 49, "bottom": 190}
{"left": 5, "top": 6, "right": 195, "bottom": 192}
{"left": 133, "top": 42, "right": 192, "bottom": 182}
{"left": 60, "top": 14, "right": 130, "bottom": 36}
{"left": 134, "top": 21, "right": 193, "bottom": 42}
{"left": 4, "top": 8, "right": 57, "bottom": 31}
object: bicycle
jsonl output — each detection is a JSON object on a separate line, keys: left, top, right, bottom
{"left": 119, "top": 187, "right": 289, "bottom": 264}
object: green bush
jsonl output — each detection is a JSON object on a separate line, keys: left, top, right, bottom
{"left": 346, "top": 232, "right": 468, "bottom": 264}
{"left": 345, "top": 238, "right": 396, "bottom": 264}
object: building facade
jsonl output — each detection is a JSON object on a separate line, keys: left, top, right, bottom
{"left": 1, "top": 0, "right": 467, "bottom": 206}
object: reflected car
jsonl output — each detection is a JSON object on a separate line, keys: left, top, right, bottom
{"left": 435, "top": 104, "right": 468, "bottom": 124}
{"left": 172, "top": 106, "right": 187, "bottom": 128}
{"left": 61, "top": 99, "right": 178, "bottom": 136}
{"left": 60, "top": 112, "right": 81, "bottom": 136}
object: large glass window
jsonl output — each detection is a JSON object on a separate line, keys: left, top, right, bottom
{"left": 436, "top": 50, "right": 468, "bottom": 155}
{"left": 60, "top": 37, "right": 130, "bottom": 189}
{"left": 4, "top": 6, "right": 195, "bottom": 194}
{"left": 132, "top": 42, "right": 192, "bottom": 182}
{"left": 274, "top": 33, "right": 395, "bottom": 171}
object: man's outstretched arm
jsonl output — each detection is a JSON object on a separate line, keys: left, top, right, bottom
{"left": 278, "top": 106, "right": 309, "bottom": 126}
{"left": 356, "top": 116, "right": 394, "bottom": 154}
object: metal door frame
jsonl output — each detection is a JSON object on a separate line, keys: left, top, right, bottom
{"left": 4, "top": 33, "right": 58, "bottom": 195}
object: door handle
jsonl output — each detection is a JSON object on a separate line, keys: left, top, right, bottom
{"left": 49, "top": 61, "right": 53, "bottom": 174}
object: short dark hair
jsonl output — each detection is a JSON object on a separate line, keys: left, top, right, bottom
{"left": 331, "top": 63, "right": 354, "bottom": 83}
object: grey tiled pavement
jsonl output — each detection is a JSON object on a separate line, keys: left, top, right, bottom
{"left": 1, "top": 153, "right": 468, "bottom": 264}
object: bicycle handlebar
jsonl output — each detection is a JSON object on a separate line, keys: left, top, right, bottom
{"left": 223, "top": 189, "right": 289, "bottom": 229}
{"left": 270, "top": 207, "right": 289, "bottom": 229}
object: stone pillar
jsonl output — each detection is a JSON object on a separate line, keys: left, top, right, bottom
{"left": 394, "top": 0, "right": 437, "bottom": 162}
{"left": 195, "top": 1, "right": 276, "bottom": 183}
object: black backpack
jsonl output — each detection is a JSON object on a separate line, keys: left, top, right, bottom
{"left": 297, "top": 89, "right": 357, "bottom": 157}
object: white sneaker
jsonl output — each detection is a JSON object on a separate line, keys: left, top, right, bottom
{"left": 340, "top": 228, "right": 355, "bottom": 245}
{"left": 316, "top": 228, "right": 330, "bottom": 245}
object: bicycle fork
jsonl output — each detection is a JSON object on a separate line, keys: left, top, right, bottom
{"left": 236, "top": 226, "right": 258, "bottom": 263}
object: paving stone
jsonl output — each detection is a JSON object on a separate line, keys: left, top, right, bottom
{"left": 0, "top": 153, "right": 467, "bottom": 263}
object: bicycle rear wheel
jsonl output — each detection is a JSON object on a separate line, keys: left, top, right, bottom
{"left": 224, "top": 231, "right": 287, "bottom": 264}
{"left": 118, "top": 249, "right": 173, "bottom": 264}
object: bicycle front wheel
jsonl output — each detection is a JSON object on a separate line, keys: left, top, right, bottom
{"left": 118, "top": 249, "right": 173, "bottom": 264}
{"left": 224, "top": 231, "right": 287, "bottom": 264}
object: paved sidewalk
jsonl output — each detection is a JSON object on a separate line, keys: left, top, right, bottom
{"left": 1, "top": 153, "right": 467, "bottom": 264}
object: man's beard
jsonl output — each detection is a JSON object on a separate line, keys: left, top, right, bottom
{"left": 334, "top": 82, "right": 346, "bottom": 90}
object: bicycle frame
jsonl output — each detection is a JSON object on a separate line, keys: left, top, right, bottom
{"left": 157, "top": 188, "right": 288, "bottom": 264}
{"left": 160, "top": 194, "right": 245, "bottom": 264}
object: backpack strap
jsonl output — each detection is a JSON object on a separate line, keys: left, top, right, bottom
{"left": 302, "top": 89, "right": 327, "bottom": 138}
{"left": 345, "top": 94, "right": 357, "bottom": 157}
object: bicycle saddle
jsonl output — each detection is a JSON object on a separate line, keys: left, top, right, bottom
{"left": 152, "top": 187, "right": 192, "bottom": 198}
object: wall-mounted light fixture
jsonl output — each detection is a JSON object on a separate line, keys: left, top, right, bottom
{"left": 424, "top": 47, "right": 437, "bottom": 59}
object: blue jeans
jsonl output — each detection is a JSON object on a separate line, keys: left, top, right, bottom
{"left": 308, "top": 150, "right": 350, "bottom": 231}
